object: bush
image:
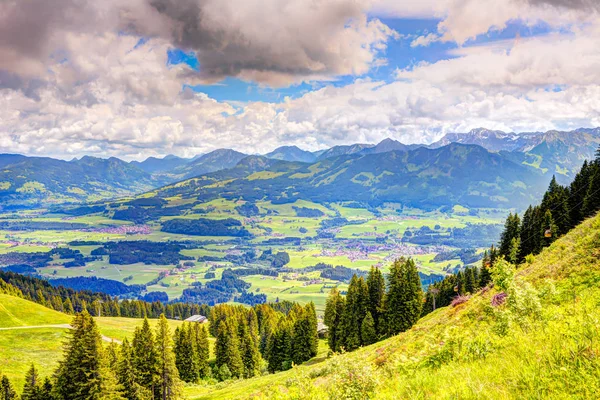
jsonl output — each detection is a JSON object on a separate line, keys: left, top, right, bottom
{"left": 328, "top": 358, "right": 379, "bottom": 400}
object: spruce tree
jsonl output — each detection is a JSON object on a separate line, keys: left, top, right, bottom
{"left": 174, "top": 324, "right": 196, "bottom": 383}
{"left": 583, "top": 165, "right": 600, "bottom": 218}
{"left": 323, "top": 287, "right": 345, "bottom": 352}
{"left": 52, "top": 311, "right": 124, "bottom": 400}
{"left": 569, "top": 160, "right": 592, "bottom": 226}
{"left": 382, "top": 258, "right": 423, "bottom": 336}
{"left": 0, "top": 376, "right": 17, "bottom": 400}
{"left": 366, "top": 266, "right": 385, "bottom": 335}
{"left": 117, "top": 338, "right": 151, "bottom": 400}
{"left": 339, "top": 275, "right": 369, "bottom": 350}
{"left": 215, "top": 319, "right": 244, "bottom": 378}
{"left": 40, "top": 378, "right": 53, "bottom": 400}
{"left": 132, "top": 318, "right": 158, "bottom": 394}
{"left": 266, "top": 319, "right": 293, "bottom": 373}
{"left": 499, "top": 213, "right": 521, "bottom": 258}
{"left": 21, "top": 364, "right": 42, "bottom": 400}
{"left": 193, "top": 324, "right": 210, "bottom": 379}
{"left": 239, "top": 323, "right": 261, "bottom": 378}
{"left": 360, "top": 312, "right": 377, "bottom": 346}
{"left": 155, "top": 314, "right": 183, "bottom": 400}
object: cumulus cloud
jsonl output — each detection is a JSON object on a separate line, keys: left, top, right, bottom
{"left": 0, "top": 0, "right": 398, "bottom": 88}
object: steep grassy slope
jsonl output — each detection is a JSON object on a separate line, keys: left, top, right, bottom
{"left": 188, "top": 212, "right": 600, "bottom": 399}
{"left": 0, "top": 294, "right": 185, "bottom": 388}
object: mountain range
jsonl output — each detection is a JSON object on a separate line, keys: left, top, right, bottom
{"left": 1, "top": 127, "right": 598, "bottom": 208}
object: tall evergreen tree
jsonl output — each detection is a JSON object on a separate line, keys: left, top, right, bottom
{"left": 192, "top": 324, "right": 210, "bottom": 379}
{"left": 117, "top": 338, "right": 150, "bottom": 400}
{"left": 339, "top": 275, "right": 369, "bottom": 350}
{"left": 214, "top": 319, "right": 243, "bottom": 378}
{"left": 265, "top": 319, "right": 293, "bottom": 373}
{"left": 323, "top": 287, "right": 345, "bottom": 352}
{"left": 52, "top": 311, "right": 124, "bottom": 400}
{"left": 382, "top": 258, "right": 423, "bottom": 336}
{"left": 360, "top": 312, "right": 377, "bottom": 346}
{"left": 366, "top": 266, "right": 385, "bottom": 335}
{"left": 582, "top": 164, "right": 600, "bottom": 219}
{"left": 40, "top": 378, "right": 53, "bottom": 400}
{"left": 132, "top": 318, "right": 158, "bottom": 394}
{"left": 569, "top": 160, "right": 592, "bottom": 226}
{"left": 0, "top": 376, "right": 17, "bottom": 400}
{"left": 239, "top": 323, "right": 261, "bottom": 378}
{"left": 154, "top": 314, "right": 183, "bottom": 400}
{"left": 174, "top": 324, "right": 196, "bottom": 383}
{"left": 499, "top": 212, "right": 521, "bottom": 258}
{"left": 21, "top": 364, "right": 42, "bottom": 400}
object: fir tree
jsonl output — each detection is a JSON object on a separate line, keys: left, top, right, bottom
{"left": 323, "top": 287, "right": 345, "bottom": 352}
{"left": 154, "top": 314, "right": 183, "bottom": 400}
{"left": 132, "top": 318, "right": 158, "bottom": 394}
{"left": 40, "top": 378, "right": 53, "bottom": 400}
{"left": 339, "top": 275, "right": 369, "bottom": 350}
{"left": 366, "top": 266, "right": 385, "bottom": 335}
{"left": 174, "top": 324, "right": 196, "bottom": 383}
{"left": 583, "top": 165, "right": 600, "bottom": 218}
{"left": 239, "top": 322, "right": 261, "bottom": 378}
{"left": 360, "top": 312, "right": 377, "bottom": 346}
{"left": 499, "top": 213, "right": 521, "bottom": 258}
{"left": 0, "top": 376, "right": 17, "bottom": 400}
{"left": 117, "top": 338, "right": 151, "bottom": 400}
{"left": 266, "top": 319, "right": 293, "bottom": 373}
{"left": 569, "top": 160, "right": 592, "bottom": 226}
{"left": 214, "top": 319, "right": 244, "bottom": 378}
{"left": 383, "top": 258, "right": 423, "bottom": 336}
{"left": 52, "top": 311, "right": 124, "bottom": 400}
{"left": 193, "top": 323, "right": 210, "bottom": 379}
{"left": 21, "top": 364, "right": 42, "bottom": 400}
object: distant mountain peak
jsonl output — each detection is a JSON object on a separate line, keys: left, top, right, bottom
{"left": 265, "top": 145, "right": 316, "bottom": 163}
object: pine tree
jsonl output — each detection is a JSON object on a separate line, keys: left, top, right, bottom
{"left": 360, "top": 312, "right": 377, "bottom": 346}
{"left": 464, "top": 268, "right": 475, "bottom": 294}
{"left": 479, "top": 250, "right": 492, "bottom": 287}
{"left": 40, "top": 378, "right": 53, "bottom": 400}
{"left": 323, "top": 287, "right": 345, "bottom": 352}
{"left": 239, "top": 322, "right": 261, "bottom": 378}
{"left": 583, "top": 165, "right": 600, "bottom": 218}
{"left": 174, "top": 324, "right": 196, "bottom": 383}
{"left": 366, "top": 266, "right": 385, "bottom": 335}
{"left": 21, "top": 364, "right": 42, "bottom": 400}
{"left": 508, "top": 237, "right": 521, "bottom": 264}
{"left": 214, "top": 319, "right": 244, "bottom": 378}
{"left": 63, "top": 298, "right": 74, "bottom": 315}
{"left": 52, "top": 311, "right": 124, "bottom": 400}
{"left": 155, "top": 314, "right": 183, "bottom": 400}
{"left": 569, "top": 160, "right": 592, "bottom": 226}
{"left": 339, "top": 275, "right": 369, "bottom": 350}
{"left": 499, "top": 213, "right": 521, "bottom": 258}
{"left": 117, "top": 338, "right": 151, "bottom": 400}
{"left": 266, "top": 319, "right": 293, "bottom": 373}
{"left": 0, "top": 376, "right": 17, "bottom": 400}
{"left": 132, "top": 318, "right": 158, "bottom": 394}
{"left": 304, "top": 302, "right": 319, "bottom": 358}
{"left": 193, "top": 323, "right": 210, "bottom": 379}
{"left": 519, "top": 206, "right": 534, "bottom": 259}
{"left": 382, "top": 258, "right": 423, "bottom": 336}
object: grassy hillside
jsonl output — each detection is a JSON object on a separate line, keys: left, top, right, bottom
{"left": 186, "top": 212, "right": 600, "bottom": 399}
{"left": 0, "top": 294, "right": 185, "bottom": 388}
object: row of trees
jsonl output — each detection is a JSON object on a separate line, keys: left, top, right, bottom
{"left": 0, "top": 271, "right": 210, "bottom": 319}
{"left": 324, "top": 258, "right": 423, "bottom": 353}
{"left": 498, "top": 148, "right": 600, "bottom": 262}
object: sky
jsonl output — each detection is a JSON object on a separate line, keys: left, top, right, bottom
{"left": 1, "top": 0, "right": 600, "bottom": 161}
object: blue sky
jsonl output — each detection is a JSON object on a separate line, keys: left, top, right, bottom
{"left": 167, "top": 16, "right": 557, "bottom": 104}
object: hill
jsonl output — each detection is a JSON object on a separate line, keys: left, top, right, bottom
{"left": 185, "top": 211, "right": 600, "bottom": 399}
{"left": 0, "top": 293, "right": 185, "bottom": 388}
{"left": 130, "top": 154, "right": 191, "bottom": 174}
{"left": 148, "top": 143, "right": 547, "bottom": 210}
{"left": 172, "top": 149, "right": 248, "bottom": 179}
{"left": 265, "top": 146, "right": 317, "bottom": 163}
{"left": 0, "top": 155, "right": 171, "bottom": 208}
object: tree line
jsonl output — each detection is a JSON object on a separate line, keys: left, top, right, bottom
{"left": 0, "top": 271, "right": 209, "bottom": 320}
{"left": 497, "top": 147, "right": 600, "bottom": 263}
{"left": 324, "top": 258, "right": 423, "bottom": 353}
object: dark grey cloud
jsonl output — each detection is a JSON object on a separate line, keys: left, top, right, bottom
{"left": 0, "top": 0, "right": 395, "bottom": 88}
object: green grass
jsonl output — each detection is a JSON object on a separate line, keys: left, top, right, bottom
{"left": 184, "top": 212, "right": 600, "bottom": 399}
